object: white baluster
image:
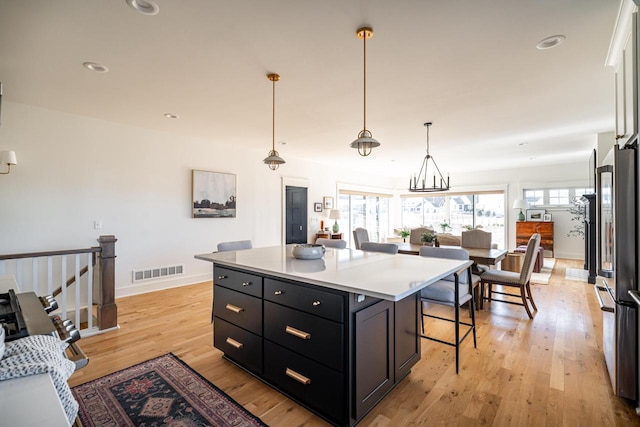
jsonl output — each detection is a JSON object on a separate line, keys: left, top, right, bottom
{"left": 87, "top": 253, "right": 93, "bottom": 330}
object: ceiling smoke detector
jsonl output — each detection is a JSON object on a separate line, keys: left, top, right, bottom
{"left": 126, "top": 0, "right": 159, "bottom": 15}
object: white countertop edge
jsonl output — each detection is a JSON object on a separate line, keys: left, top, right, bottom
{"left": 195, "top": 252, "right": 473, "bottom": 301}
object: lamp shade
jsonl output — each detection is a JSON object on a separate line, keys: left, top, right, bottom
{"left": 0, "top": 150, "right": 17, "bottom": 165}
{"left": 329, "top": 209, "right": 341, "bottom": 220}
{"left": 512, "top": 199, "right": 528, "bottom": 210}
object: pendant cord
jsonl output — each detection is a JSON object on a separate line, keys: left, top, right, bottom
{"left": 363, "top": 33, "right": 367, "bottom": 131}
{"left": 272, "top": 78, "right": 276, "bottom": 151}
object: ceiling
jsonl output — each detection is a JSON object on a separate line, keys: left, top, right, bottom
{"left": 0, "top": 0, "right": 621, "bottom": 178}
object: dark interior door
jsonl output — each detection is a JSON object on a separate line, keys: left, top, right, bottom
{"left": 286, "top": 186, "right": 307, "bottom": 244}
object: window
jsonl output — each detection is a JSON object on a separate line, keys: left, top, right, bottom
{"left": 548, "top": 189, "right": 569, "bottom": 205}
{"left": 524, "top": 187, "right": 589, "bottom": 207}
{"left": 524, "top": 190, "right": 544, "bottom": 206}
{"left": 338, "top": 191, "right": 390, "bottom": 246}
{"left": 400, "top": 191, "right": 505, "bottom": 248}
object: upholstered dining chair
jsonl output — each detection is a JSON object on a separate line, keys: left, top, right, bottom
{"left": 316, "top": 238, "right": 347, "bottom": 249}
{"left": 409, "top": 227, "right": 433, "bottom": 244}
{"left": 217, "top": 240, "right": 253, "bottom": 252}
{"left": 480, "top": 233, "right": 541, "bottom": 319}
{"left": 352, "top": 228, "right": 370, "bottom": 250}
{"left": 419, "top": 246, "right": 478, "bottom": 374}
{"left": 461, "top": 229, "right": 493, "bottom": 274}
{"left": 360, "top": 242, "right": 398, "bottom": 254}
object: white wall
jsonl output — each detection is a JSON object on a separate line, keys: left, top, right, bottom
{"left": 0, "top": 102, "right": 392, "bottom": 296}
{"left": 1, "top": 102, "right": 592, "bottom": 297}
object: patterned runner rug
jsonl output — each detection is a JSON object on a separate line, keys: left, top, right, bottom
{"left": 72, "top": 353, "right": 267, "bottom": 427}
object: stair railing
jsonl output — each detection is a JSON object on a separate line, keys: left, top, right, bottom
{"left": 0, "top": 235, "right": 118, "bottom": 336}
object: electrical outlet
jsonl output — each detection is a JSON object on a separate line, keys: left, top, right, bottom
{"left": 94, "top": 220, "right": 103, "bottom": 230}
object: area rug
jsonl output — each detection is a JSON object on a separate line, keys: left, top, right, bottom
{"left": 72, "top": 353, "right": 267, "bottom": 427}
{"left": 566, "top": 267, "right": 590, "bottom": 282}
{"left": 530, "top": 258, "right": 556, "bottom": 285}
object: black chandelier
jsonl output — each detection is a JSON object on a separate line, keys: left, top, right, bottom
{"left": 408, "top": 122, "right": 450, "bottom": 192}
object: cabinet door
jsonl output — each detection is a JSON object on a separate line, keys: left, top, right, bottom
{"left": 623, "top": 28, "right": 636, "bottom": 138}
{"left": 354, "top": 300, "right": 394, "bottom": 419}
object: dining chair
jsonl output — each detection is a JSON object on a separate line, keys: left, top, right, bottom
{"left": 316, "top": 238, "right": 347, "bottom": 249}
{"left": 409, "top": 227, "right": 433, "bottom": 244}
{"left": 352, "top": 228, "right": 370, "bottom": 250}
{"left": 461, "top": 229, "right": 493, "bottom": 274}
{"left": 217, "top": 240, "right": 253, "bottom": 252}
{"left": 419, "top": 246, "right": 478, "bottom": 374}
{"left": 437, "top": 233, "right": 461, "bottom": 246}
{"left": 480, "top": 233, "right": 541, "bottom": 319}
{"left": 360, "top": 242, "right": 398, "bottom": 254}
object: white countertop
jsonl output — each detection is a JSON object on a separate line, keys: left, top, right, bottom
{"left": 0, "top": 373, "right": 70, "bottom": 427}
{"left": 195, "top": 245, "right": 472, "bottom": 301}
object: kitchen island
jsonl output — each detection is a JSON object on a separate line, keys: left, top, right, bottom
{"left": 195, "top": 245, "right": 472, "bottom": 426}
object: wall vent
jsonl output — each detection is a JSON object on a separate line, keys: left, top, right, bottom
{"left": 132, "top": 264, "right": 184, "bottom": 282}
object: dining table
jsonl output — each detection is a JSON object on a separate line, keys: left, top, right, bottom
{"left": 396, "top": 243, "right": 508, "bottom": 266}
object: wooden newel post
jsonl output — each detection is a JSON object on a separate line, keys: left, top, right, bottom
{"left": 97, "top": 235, "right": 118, "bottom": 330}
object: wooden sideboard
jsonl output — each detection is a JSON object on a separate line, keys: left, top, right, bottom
{"left": 316, "top": 232, "right": 343, "bottom": 240}
{"left": 516, "top": 221, "right": 554, "bottom": 257}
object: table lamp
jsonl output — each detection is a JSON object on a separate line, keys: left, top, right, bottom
{"left": 329, "top": 209, "right": 341, "bottom": 233}
{"left": 513, "top": 199, "right": 528, "bottom": 221}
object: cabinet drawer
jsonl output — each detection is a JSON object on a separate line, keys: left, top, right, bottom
{"left": 215, "top": 266, "right": 262, "bottom": 297}
{"left": 264, "top": 301, "right": 343, "bottom": 371}
{"left": 264, "top": 341, "right": 344, "bottom": 425}
{"left": 264, "top": 278, "right": 344, "bottom": 323}
{"left": 213, "top": 285, "right": 262, "bottom": 335}
{"left": 214, "top": 318, "right": 262, "bottom": 374}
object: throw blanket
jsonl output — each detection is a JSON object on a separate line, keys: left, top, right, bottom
{"left": 0, "top": 335, "right": 78, "bottom": 425}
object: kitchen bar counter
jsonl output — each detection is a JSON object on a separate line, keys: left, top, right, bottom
{"left": 196, "top": 245, "right": 472, "bottom": 426}
{"left": 195, "top": 245, "right": 472, "bottom": 301}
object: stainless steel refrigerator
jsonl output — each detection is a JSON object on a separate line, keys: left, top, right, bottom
{"left": 595, "top": 139, "right": 638, "bottom": 402}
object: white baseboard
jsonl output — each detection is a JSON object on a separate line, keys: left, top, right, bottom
{"left": 553, "top": 251, "right": 583, "bottom": 260}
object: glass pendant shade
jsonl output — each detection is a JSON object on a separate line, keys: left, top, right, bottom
{"left": 264, "top": 149, "right": 285, "bottom": 170}
{"left": 350, "top": 129, "right": 380, "bottom": 157}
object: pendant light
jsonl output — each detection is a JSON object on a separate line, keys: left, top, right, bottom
{"left": 350, "top": 26, "right": 380, "bottom": 157}
{"left": 263, "top": 73, "right": 285, "bottom": 170}
{"left": 408, "top": 122, "right": 450, "bottom": 192}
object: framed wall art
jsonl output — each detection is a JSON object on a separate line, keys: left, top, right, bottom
{"left": 314, "top": 202, "right": 323, "bottom": 212}
{"left": 192, "top": 170, "right": 236, "bottom": 218}
{"left": 526, "top": 209, "right": 545, "bottom": 221}
{"left": 543, "top": 213, "right": 552, "bottom": 222}
{"left": 323, "top": 196, "right": 334, "bottom": 210}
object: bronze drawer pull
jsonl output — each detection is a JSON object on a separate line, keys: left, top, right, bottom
{"left": 285, "top": 367, "right": 311, "bottom": 385}
{"left": 225, "top": 337, "right": 244, "bottom": 349}
{"left": 217, "top": 275, "right": 228, "bottom": 280}
{"left": 285, "top": 325, "right": 311, "bottom": 340}
{"left": 242, "top": 281, "right": 252, "bottom": 286}
{"left": 312, "top": 300, "right": 321, "bottom": 306}
{"left": 225, "top": 303, "right": 244, "bottom": 313}
{"left": 274, "top": 290, "right": 283, "bottom": 295}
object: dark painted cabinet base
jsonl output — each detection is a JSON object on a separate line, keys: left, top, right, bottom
{"left": 212, "top": 264, "right": 420, "bottom": 426}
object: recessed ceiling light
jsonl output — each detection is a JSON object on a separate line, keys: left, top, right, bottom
{"left": 529, "top": 157, "right": 536, "bottom": 160}
{"left": 278, "top": 141, "right": 287, "bottom": 145}
{"left": 518, "top": 142, "right": 528, "bottom": 146}
{"left": 536, "top": 35, "right": 566, "bottom": 50}
{"left": 126, "top": 0, "right": 159, "bottom": 15}
{"left": 83, "top": 62, "right": 109, "bottom": 73}
{"left": 164, "top": 113, "right": 179, "bottom": 119}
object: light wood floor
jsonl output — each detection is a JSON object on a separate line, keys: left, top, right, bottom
{"left": 69, "top": 259, "right": 640, "bottom": 426}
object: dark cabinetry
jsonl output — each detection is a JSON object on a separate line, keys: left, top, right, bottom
{"left": 516, "top": 221, "right": 554, "bottom": 256}
{"left": 212, "top": 265, "right": 419, "bottom": 426}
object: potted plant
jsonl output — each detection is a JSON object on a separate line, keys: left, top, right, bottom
{"left": 399, "top": 228, "right": 410, "bottom": 242}
{"left": 439, "top": 222, "right": 451, "bottom": 233}
{"left": 421, "top": 230, "right": 436, "bottom": 246}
